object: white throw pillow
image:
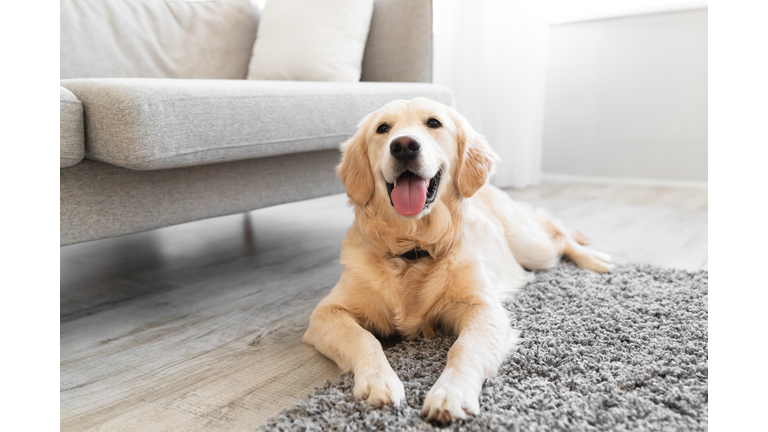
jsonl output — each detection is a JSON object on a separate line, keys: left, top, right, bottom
{"left": 247, "top": 0, "right": 375, "bottom": 82}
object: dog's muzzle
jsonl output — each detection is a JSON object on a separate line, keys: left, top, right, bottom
{"left": 386, "top": 170, "right": 441, "bottom": 216}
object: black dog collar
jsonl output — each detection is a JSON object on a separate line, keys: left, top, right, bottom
{"left": 395, "top": 248, "right": 432, "bottom": 260}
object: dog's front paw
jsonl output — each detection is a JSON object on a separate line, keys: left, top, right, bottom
{"left": 422, "top": 375, "right": 480, "bottom": 424}
{"left": 353, "top": 365, "right": 405, "bottom": 407}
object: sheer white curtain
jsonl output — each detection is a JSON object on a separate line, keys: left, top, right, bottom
{"left": 433, "top": 0, "right": 549, "bottom": 189}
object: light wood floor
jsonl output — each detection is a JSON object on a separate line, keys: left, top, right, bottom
{"left": 60, "top": 181, "right": 707, "bottom": 431}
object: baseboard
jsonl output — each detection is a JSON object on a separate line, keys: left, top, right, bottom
{"left": 540, "top": 173, "right": 708, "bottom": 189}
{"left": 548, "top": 1, "right": 708, "bottom": 25}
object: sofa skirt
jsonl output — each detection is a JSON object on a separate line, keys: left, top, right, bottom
{"left": 60, "top": 149, "right": 345, "bottom": 246}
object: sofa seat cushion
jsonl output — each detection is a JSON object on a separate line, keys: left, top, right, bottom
{"left": 60, "top": 79, "right": 454, "bottom": 170}
{"left": 60, "top": 86, "right": 85, "bottom": 168}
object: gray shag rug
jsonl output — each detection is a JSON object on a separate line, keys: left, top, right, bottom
{"left": 260, "top": 264, "right": 708, "bottom": 431}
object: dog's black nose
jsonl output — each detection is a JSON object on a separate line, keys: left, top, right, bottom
{"left": 389, "top": 136, "right": 421, "bottom": 161}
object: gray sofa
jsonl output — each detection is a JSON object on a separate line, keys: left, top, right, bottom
{"left": 60, "top": 0, "right": 453, "bottom": 246}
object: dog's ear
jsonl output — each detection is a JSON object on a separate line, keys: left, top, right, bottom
{"left": 451, "top": 109, "right": 499, "bottom": 198}
{"left": 337, "top": 113, "right": 375, "bottom": 206}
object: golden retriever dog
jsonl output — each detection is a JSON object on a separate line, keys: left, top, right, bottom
{"left": 303, "top": 98, "right": 613, "bottom": 423}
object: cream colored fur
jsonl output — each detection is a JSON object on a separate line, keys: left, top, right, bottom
{"left": 303, "top": 98, "right": 613, "bottom": 423}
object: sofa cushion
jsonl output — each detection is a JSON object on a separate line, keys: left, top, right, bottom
{"left": 362, "top": 0, "right": 434, "bottom": 83}
{"left": 60, "top": 87, "right": 85, "bottom": 168}
{"left": 60, "top": 79, "right": 455, "bottom": 170}
{"left": 60, "top": 0, "right": 259, "bottom": 80}
{"left": 247, "top": 0, "right": 374, "bottom": 82}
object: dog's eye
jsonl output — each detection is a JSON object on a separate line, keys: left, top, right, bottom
{"left": 426, "top": 118, "right": 442, "bottom": 129}
{"left": 376, "top": 124, "right": 390, "bottom": 134}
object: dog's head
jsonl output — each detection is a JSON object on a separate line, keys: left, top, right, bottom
{"left": 337, "top": 98, "right": 498, "bottom": 251}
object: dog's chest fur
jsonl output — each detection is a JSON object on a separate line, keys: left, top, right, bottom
{"left": 341, "top": 198, "right": 532, "bottom": 340}
{"left": 360, "top": 249, "right": 486, "bottom": 340}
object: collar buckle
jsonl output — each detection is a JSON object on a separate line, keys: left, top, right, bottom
{"left": 395, "top": 248, "right": 431, "bottom": 260}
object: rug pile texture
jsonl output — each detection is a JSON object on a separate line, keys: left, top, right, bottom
{"left": 260, "top": 264, "right": 708, "bottom": 431}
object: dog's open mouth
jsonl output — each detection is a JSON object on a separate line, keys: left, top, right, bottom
{"left": 386, "top": 170, "right": 441, "bottom": 216}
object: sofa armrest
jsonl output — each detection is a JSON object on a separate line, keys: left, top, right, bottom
{"left": 361, "top": 0, "right": 433, "bottom": 83}
{"left": 60, "top": 86, "right": 85, "bottom": 168}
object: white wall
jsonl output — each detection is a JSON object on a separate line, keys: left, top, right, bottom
{"left": 433, "top": 0, "right": 549, "bottom": 189}
{"left": 542, "top": 8, "right": 708, "bottom": 181}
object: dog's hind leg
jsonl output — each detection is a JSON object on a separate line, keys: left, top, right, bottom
{"left": 529, "top": 210, "right": 614, "bottom": 273}
{"left": 562, "top": 237, "right": 614, "bottom": 273}
{"left": 571, "top": 229, "right": 590, "bottom": 246}
{"left": 478, "top": 186, "right": 613, "bottom": 273}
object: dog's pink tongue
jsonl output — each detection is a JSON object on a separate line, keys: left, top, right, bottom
{"left": 391, "top": 172, "right": 427, "bottom": 216}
